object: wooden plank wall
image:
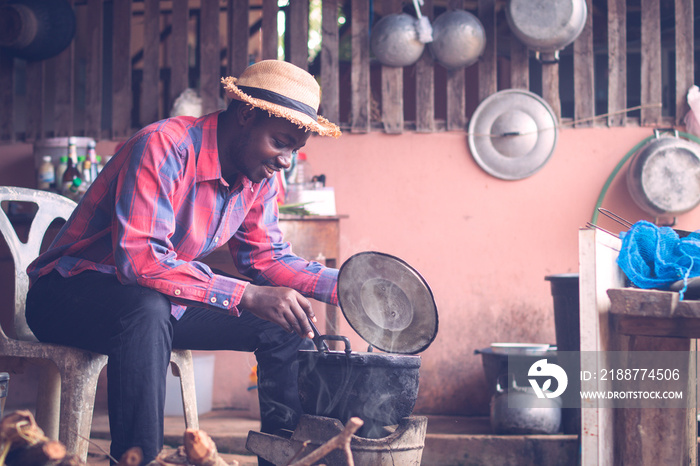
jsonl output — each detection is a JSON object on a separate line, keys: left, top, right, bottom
{"left": 0, "top": 0, "right": 695, "bottom": 144}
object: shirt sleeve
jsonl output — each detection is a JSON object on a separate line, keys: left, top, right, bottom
{"left": 112, "top": 130, "right": 248, "bottom": 315}
{"left": 229, "top": 178, "right": 339, "bottom": 306}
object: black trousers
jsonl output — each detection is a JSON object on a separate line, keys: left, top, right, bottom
{"left": 26, "top": 270, "right": 312, "bottom": 464}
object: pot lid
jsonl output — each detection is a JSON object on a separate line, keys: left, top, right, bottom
{"left": 337, "top": 251, "right": 438, "bottom": 354}
{"left": 468, "top": 89, "right": 558, "bottom": 180}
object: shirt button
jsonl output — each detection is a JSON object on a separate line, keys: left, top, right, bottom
{"left": 223, "top": 300, "right": 230, "bottom": 306}
{"left": 214, "top": 237, "right": 219, "bottom": 243}
{"left": 174, "top": 289, "right": 181, "bottom": 296}
{"left": 210, "top": 297, "right": 217, "bottom": 303}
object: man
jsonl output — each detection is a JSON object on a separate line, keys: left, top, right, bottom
{"left": 25, "top": 60, "right": 342, "bottom": 464}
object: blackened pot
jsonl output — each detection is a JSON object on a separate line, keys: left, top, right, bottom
{"left": 297, "top": 335, "right": 421, "bottom": 438}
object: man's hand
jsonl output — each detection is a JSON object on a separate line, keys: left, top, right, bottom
{"left": 239, "top": 284, "right": 316, "bottom": 339}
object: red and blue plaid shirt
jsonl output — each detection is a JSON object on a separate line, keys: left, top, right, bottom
{"left": 27, "top": 112, "right": 338, "bottom": 319}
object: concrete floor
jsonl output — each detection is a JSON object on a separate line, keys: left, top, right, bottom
{"left": 87, "top": 409, "right": 579, "bottom": 465}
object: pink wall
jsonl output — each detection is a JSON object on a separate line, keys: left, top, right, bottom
{"left": 3, "top": 126, "right": 700, "bottom": 416}
{"left": 301, "top": 126, "right": 700, "bottom": 415}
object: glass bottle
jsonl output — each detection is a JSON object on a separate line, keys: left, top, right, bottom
{"left": 87, "top": 140, "right": 99, "bottom": 181}
{"left": 62, "top": 138, "right": 81, "bottom": 195}
{"left": 37, "top": 155, "right": 55, "bottom": 191}
{"left": 55, "top": 156, "right": 68, "bottom": 190}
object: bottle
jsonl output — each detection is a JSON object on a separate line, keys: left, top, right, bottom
{"left": 293, "top": 152, "right": 313, "bottom": 188}
{"left": 66, "top": 177, "right": 83, "bottom": 201}
{"left": 37, "top": 155, "right": 55, "bottom": 191}
{"left": 87, "top": 140, "right": 99, "bottom": 181}
{"left": 82, "top": 160, "right": 92, "bottom": 185}
{"left": 62, "top": 138, "right": 81, "bottom": 195}
{"left": 55, "top": 156, "right": 68, "bottom": 190}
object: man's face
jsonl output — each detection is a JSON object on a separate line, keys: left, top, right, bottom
{"left": 221, "top": 106, "right": 311, "bottom": 184}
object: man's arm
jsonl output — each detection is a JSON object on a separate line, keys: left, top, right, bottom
{"left": 112, "top": 130, "right": 249, "bottom": 316}
{"left": 228, "top": 177, "right": 339, "bottom": 306}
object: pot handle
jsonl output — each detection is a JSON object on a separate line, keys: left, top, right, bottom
{"left": 316, "top": 334, "right": 353, "bottom": 355}
{"left": 495, "top": 373, "right": 523, "bottom": 393}
{"left": 535, "top": 50, "right": 560, "bottom": 64}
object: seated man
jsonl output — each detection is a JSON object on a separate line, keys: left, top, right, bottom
{"left": 25, "top": 59, "right": 341, "bottom": 464}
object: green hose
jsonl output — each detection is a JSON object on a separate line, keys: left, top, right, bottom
{"left": 590, "top": 130, "right": 700, "bottom": 225}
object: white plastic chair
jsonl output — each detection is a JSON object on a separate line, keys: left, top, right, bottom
{"left": 0, "top": 186, "right": 199, "bottom": 461}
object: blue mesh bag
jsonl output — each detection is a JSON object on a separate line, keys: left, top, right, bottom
{"left": 617, "top": 220, "right": 700, "bottom": 299}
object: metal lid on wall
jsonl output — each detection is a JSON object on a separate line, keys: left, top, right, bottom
{"left": 467, "top": 89, "right": 559, "bottom": 181}
{"left": 337, "top": 251, "right": 438, "bottom": 354}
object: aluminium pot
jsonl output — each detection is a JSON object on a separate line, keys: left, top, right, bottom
{"left": 370, "top": 13, "right": 425, "bottom": 67}
{"left": 505, "top": 0, "right": 587, "bottom": 62}
{"left": 297, "top": 251, "right": 437, "bottom": 438}
{"left": 428, "top": 9, "right": 486, "bottom": 70}
{"left": 490, "top": 377, "right": 562, "bottom": 435}
{"left": 626, "top": 132, "right": 700, "bottom": 217}
{"left": 297, "top": 335, "right": 421, "bottom": 439}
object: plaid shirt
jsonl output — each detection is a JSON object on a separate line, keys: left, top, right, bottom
{"left": 27, "top": 112, "right": 338, "bottom": 319}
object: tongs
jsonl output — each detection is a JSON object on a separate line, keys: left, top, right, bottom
{"left": 596, "top": 208, "right": 633, "bottom": 228}
{"left": 585, "top": 208, "right": 634, "bottom": 237}
{"left": 588, "top": 208, "right": 694, "bottom": 238}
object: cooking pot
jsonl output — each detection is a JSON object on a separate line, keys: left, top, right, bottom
{"left": 297, "top": 252, "right": 438, "bottom": 438}
{"left": 0, "top": 0, "right": 76, "bottom": 61}
{"left": 298, "top": 335, "right": 421, "bottom": 438}
{"left": 626, "top": 131, "right": 700, "bottom": 217}
{"left": 428, "top": 9, "right": 486, "bottom": 70}
{"left": 490, "top": 377, "right": 562, "bottom": 435}
{"left": 475, "top": 346, "right": 557, "bottom": 398}
{"left": 370, "top": 13, "right": 425, "bottom": 67}
{"left": 505, "top": 0, "right": 587, "bottom": 62}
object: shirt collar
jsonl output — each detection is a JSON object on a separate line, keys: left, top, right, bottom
{"left": 196, "top": 111, "right": 257, "bottom": 192}
{"left": 196, "top": 111, "right": 225, "bottom": 183}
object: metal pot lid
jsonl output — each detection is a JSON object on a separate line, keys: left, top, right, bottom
{"left": 337, "top": 251, "right": 438, "bottom": 354}
{"left": 468, "top": 89, "right": 558, "bottom": 180}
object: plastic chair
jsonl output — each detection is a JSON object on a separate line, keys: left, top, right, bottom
{"left": 0, "top": 186, "right": 199, "bottom": 461}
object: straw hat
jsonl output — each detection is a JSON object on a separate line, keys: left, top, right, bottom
{"left": 222, "top": 60, "right": 341, "bottom": 138}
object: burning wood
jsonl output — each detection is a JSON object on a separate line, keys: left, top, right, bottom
{"left": 150, "top": 430, "right": 237, "bottom": 466}
{"left": 183, "top": 429, "right": 230, "bottom": 466}
{"left": 289, "top": 416, "right": 363, "bottom": 466}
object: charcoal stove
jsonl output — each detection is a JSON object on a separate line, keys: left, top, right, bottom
{"left": 246, "top": 414, "right": 428, "bottom": 465}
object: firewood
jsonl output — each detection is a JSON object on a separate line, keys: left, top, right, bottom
{"left": 0, "top": 410, "right": 46, "bottom": 450}
{"left": 56, "top": 453, "right": 84, "bottom": 466}
{"left": 289, "top": 417, "right": 363, "bottom": 466}
{"left": 183, "top": 429, "right": 231, "bottom": 466}
{"left": 4, "top": 439, "right": 66, "bottom": 465}
{"left": 152, "top": 446, "right": 190, "bottom": 465}
{"left": 117, "top": 446, "right": 143, "bottom": 466}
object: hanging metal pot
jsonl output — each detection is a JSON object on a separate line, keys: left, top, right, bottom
{"left": 505, "top": 0, "right": 587, "bottom": 62}
{"left": 428, "top": 9, "right": 486, "bottom": 70}
{"left": 0, "top": 0, "right": 76, "bottom": 61}
{"left": 626, "top": 130, "right": 700, "bottom": 217}
{"left": 370, "top": 13, "right": 426, "bottom": 67}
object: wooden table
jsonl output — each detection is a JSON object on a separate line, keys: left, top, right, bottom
{"left": 579, "top": 227, "right": 698, "bottom": 466}
{"left": 202, "top": 215, "right": 343, "bottom": 336}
